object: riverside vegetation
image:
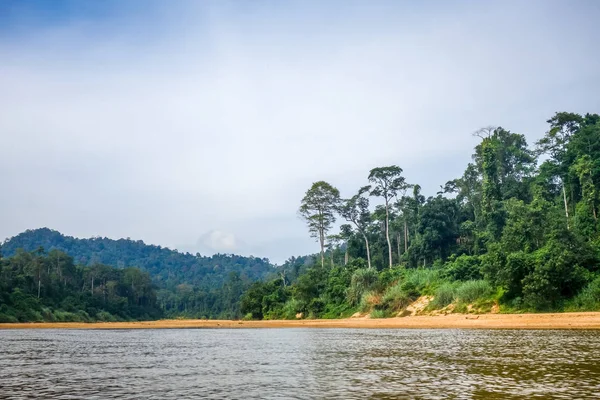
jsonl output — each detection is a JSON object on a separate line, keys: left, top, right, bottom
{"left": 1, "top": 111, "right": 600, "bottom": 323}
{"left": 0, "top": 231, "right": 273, "bottom": 322}
{"left": 239, "top": 111, "right": 600, "bottom": 320}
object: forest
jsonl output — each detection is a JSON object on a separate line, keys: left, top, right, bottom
{"left": 0, "top": 229, "right": 274, "bottom": 322}
{"left": 240, "top": 111, "right": 600, "bottom": 319}
{"left": 2, "top": 111, "right": 599, "bottom": 322}
{"left": 0, "top": 248, "right": 162, "bottom": 322}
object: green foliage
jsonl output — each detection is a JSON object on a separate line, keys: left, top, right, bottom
{"left": 2, "top": 229, "right": 274, "bottom": 320}
{"left": 239, "top": 279, "right": 290, "bottom": 320}
{"left": 567, "top": 276, "right": 600, "bottom": 311}
{"left": 346, "top": 268, "right": 378, "bottom": 305}
{"left": 377, "top": 268, "right": 405, "bottom": 288}
{"left": 3, "top": 111, "right": 600, "bottom": 322}
{"left": 431, "top": 283, "right": 458, "bottom": 308}
{"left": 380, "top": 283, "right": 412, "bottom": 311}
{"left": 299, "top": 181, "right": 341, "bottom": 267}
{"left": 370, "top": 309, "right": 389, "bottom": 319}
{"left": 0, "top": 250, "right": 162, "bottom": 322}
{"left": 400, "top": 269, "right": 441, "bottom": 297}
{"left": 443, "top": 255, "right": 483, "bottom": 281}
{"left": 359, "top": 291, "right": 380, "bottom": 313}
{"left": 238, "top": 111, "right": 599, "bottom": 316}
{"left": 456, "top": 280, "right": 494, "bottom": 304}
{"left": 0, "top": 313, "right": 18, "bottom": 323}
{"left": 281, "top": 298, "right": 302, "bottom": 319}
{"left": 96, "top": 311, "right": 118, "bottom": 322}
{"left": 2, "top": 228, "right": 273, "bottom": 292}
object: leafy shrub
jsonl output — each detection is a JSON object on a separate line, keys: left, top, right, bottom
{"left": 76, "top": 310, "right": 91, "bottom": 322}
{"left": 381, "top": 284, "right": 412, "bottom": 311}
{"left": 456, "top": 280, "right": 493, "bottom": 303}
{"left": 53, "top": 311, "right": 82, "bottom": 322}
{"left": 400, "top": 269, "right": 441, "bottom": 297}
{"left": 568, "top": 276, "right": 600, "bottom": 311}
{"left": 322, "top": 303, "right": 354, "bottom": 319}
{"left": 15, "top": 309, "right": 43, "bottom": 322}
{"left": 370, "top": 309, "right": 388, "bottom": 319}
{"left": 431, "top": 283, "right": 457, "bottom": 308}
{"left": 41, "top": 307, "right": 56, "bottom": 322}
{"left": 307, "top": 298, "right": 326, "bottom": 318}
{"left": 0, "top": 313, "right": 18, "bottom": 323}
{"left": 96, "top": 311, "right": 117, "bottom": 322}
{"left": 377, "top": 267, "right": 405, "bottom": 288}
{"left": 347, "top": 268, "right": 379, "bottom": 305}
{"left": 443, "top": 255, "right": 482, "bottom": 281}
{"left": 359, "top": 291, "right": 381, "bottom": 313}
{"left": 280, "top": 298, "right": 302, "bottom": 319}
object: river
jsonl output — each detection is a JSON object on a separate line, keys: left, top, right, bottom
{"left": 1, "top": 328, "right": 599, "bottom": 399}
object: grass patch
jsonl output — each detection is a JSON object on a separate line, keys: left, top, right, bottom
{"left": 279, "top": 298, "right": 303, "bottom": 319}
{"left": 566, "top": 277, "right": 600, "bottom": 311}
{"left": 370, "top": 309, "right": 390, "bottom": 319}
{"left": 456, "top": 280, "right": 494, "bottom": 303}
{"left": 347, "top": 268, "right": 379, "bottom": 306}
{"left": 322, "top": 303, "right": 355, "bottom": 319}
{"left": 400, "top": 269, "right": 441, "bottom": 297}
{"left": 359, "top": 291, "right": 381, "bottom": 313}
{"left": 430, "top": 283, "right": 457, "bottom": 309}
{"left": 381, "top": 283, "right": 412, "bottom": 311}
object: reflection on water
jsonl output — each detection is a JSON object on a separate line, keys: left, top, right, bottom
{"left": 1, "top": 328, "right": 599, "bottom": 399}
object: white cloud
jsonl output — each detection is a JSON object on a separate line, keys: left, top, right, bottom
{"left": 198, "top": 230, "right": 238, "bottom": 253}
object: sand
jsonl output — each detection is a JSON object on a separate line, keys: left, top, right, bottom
{"left": 1, "top": 312, "right": 600, "bottom": 330}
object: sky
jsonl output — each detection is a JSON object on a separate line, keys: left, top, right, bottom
{"left": 1, "top": 0, "right": 599, "bottom": 264}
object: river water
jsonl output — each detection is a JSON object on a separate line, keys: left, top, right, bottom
{"left": 0, "top": 328, "right": 599, "bottom": 399}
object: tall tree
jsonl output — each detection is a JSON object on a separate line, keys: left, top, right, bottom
{"left": 339, "top": 186, "right": 373, "bottom": 269}
{"left": 536, "top": 113, "right": 584, "bottom": 229}
{"left": 339, "top": 224, "right": 353, "bottom": 266}
{"left": 299, "top": 181, "right": 341, "bottom": 268}
{"left": 368, "top": 166, "right": 407, "bottom": 268}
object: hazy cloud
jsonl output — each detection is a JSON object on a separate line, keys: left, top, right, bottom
{"left": 197, "top": 230, "right": 238, "bottom": 253}
{"left": 1, "top": 0, "right": 599, "bottom": 263}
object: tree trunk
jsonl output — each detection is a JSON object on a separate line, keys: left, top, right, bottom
{"left": 362, "top": 233, "right": 372, "bottom": 270}
{"left": 344, "top": 247, "right": 348, "bottom": 266}
{"left": 37, "top": 276, "right": 41, "bottom": 299}
{"left": 319, "top": 229, "right": 325, "bottom": 268}
{"left": 571, "top": 185, "right": 575, "bottom": 218}
{"left": 404, "top": 219, "right": 408, "bottom": 252}
{"left": 384, "top": 199, "right": 393, "bottom": 268}
{"left": 562, "top": 181, "right": 570, "bottom": 230}
{"left": 91, "top": 276, "right": 94, "bottom": 294}
{"left": 397, "top": 234, "right": 401, "bottom": 260}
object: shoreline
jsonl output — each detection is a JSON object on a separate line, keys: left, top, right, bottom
{"left": 1, "top": 312, "right": 600, "bottom": 330}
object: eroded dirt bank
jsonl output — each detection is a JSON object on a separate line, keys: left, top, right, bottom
{"left": 1, "top": 312, "right": 600, "bottom": 330}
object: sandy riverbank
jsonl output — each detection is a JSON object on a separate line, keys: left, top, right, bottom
{"left": 1, "top": 312, "right": 600, "bottom": 330}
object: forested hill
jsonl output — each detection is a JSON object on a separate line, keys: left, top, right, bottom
{"left": 1, "top": 228, "right": 274, "bottom": 290}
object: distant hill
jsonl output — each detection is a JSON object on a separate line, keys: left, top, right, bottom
{"left": 1, "top": 228, "right": 275, "bottom": 290}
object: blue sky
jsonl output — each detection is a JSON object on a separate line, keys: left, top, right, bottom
{"left": 1, "top": 0, "right": 599, "bottom": 263}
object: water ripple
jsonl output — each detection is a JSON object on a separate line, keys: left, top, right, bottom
{"left": 0, "top": 328, "right": 599, "bottom": 399}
